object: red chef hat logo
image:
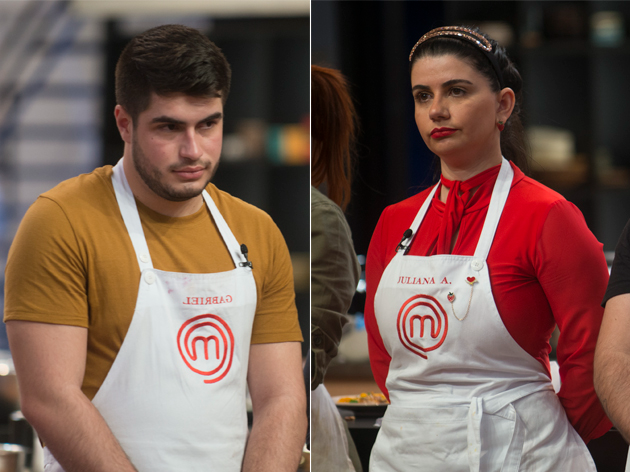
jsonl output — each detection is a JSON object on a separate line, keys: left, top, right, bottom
{"left": 177, "top": 314, "right": 234, "bottom": 383}
{"left": 397, "top": 294, "right": 448, "bottom": 359}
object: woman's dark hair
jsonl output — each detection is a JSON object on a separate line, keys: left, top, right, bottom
{"left": 409, "top": 27, "right": 529, "bottom": 174}
{"left": 311, "top": 65, "right": 357, "bottom": 210}
{"left": 115, "top": 24, "right": 232, "bottom": 123}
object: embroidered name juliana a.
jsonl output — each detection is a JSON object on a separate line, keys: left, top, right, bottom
{"left": 397, "top": 276, "right": 451, "bottom": 285}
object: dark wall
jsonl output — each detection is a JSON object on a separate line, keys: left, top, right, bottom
{"left": 313, "top": 1, "right": 630, "bottom": 254}
{"left": 312, "top": 1, "right": 445, "bottom": 256}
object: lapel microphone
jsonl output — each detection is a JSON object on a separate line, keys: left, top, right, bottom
{"left": 239, "top": 244, "right": 253, "bottom": 269}
{"left": 396, "top": 229, "right": 413, "bottom": 253}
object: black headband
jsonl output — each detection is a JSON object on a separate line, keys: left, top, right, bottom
{"left": 409, "top": 26, "right": 505, "bottom": 90}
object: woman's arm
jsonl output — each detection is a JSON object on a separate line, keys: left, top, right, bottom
{"left": 365, "top": 210, "right": 394, "bottom": 398}
{"left": 535, "top": 200, "right": 612, "bottom": 442}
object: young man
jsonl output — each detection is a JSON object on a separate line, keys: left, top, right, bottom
{"left": 4, "top": 24, "right": 306, "bottom": 471}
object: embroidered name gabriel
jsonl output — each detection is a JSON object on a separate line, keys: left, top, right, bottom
{"left": 183, "top": 295, "right": 233, "bottom": 305}
{"left": 397, "top": 276, "right": 451, "bottom": 285}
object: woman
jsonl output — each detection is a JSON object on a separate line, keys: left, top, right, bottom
{"left": 311, "top": 64, "right": 362, "bottom": 472}
{"left": 364, "top": 26, "right": 611, "bottom": 471}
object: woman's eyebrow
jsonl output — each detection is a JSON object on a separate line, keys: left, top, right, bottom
{"left": 412, "top": 79, "right": 474, "bottom": 93}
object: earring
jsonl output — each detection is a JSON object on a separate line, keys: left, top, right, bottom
{"left": 497, "top": 121, "right": 505, "bottom": 132}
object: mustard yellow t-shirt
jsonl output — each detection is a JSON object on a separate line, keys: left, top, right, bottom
{"left": 4, "top": 166, "right": 303, "bottom": 400}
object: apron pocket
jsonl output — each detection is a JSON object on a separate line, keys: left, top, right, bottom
{"left": 371, "top": 406, "right": 469, "bottom": 472}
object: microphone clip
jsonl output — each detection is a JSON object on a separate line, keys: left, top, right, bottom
{"left": 239, "top": 244, "right": 253, "bottom": 269}
{"left": 396, "top": 229, "right": 413, "bottom": 253}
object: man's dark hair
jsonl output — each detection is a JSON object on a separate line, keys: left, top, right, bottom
{"left": 115, "top": 24, "right": 231, "bottom": 122}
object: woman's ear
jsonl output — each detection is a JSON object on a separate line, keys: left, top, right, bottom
{"left": 497, "top": 87, "right": 516, "bottom": 123}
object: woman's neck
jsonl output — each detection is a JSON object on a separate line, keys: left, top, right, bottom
{"left": 438, "top": 154, "right": 502, "bottom": 203}
{"left": 440, "top": 152, "right": 502, "bottom": 181}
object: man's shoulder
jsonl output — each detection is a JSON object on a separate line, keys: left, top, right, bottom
{"left": 205, "top": 182, "right": 274, "bottom": 226}
{"left": 40, "top": 165, "right": 115, "bottom": 210}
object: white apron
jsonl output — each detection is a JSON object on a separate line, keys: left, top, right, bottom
{"left": 44, "top": 159, "right": 257, "bottom": 471}
{"left": 311, "top": 384, "right": 356, "bottom": 472}
{"left": 370, "top": 158, "right": 595, "bottom": 471}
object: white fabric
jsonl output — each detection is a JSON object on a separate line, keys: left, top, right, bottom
{"left": 311, "top": 384, "right": 356, "bottom": 472}
{"left": 44, "top": 158, "right": 257, "bottom": 471}
{"left": 370, "top": 158, "right": 595, "bottom": 471}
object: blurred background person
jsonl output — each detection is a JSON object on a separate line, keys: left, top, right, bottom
{"left": 595, "top": 218, "right": 630, "bottom": 470}
{"left": 311, "top": 64, "right": 361, "bottom": 472}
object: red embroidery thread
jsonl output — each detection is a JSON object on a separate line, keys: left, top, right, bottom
{"left": 177, "top": 314, "right": 235, "bottom": 384}
{"left": 397, "top": 294, "right": 448, "bottom": 359}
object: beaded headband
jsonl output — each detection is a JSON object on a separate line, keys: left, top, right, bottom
{"left": 409, "top": 26, "right": 505, "bottom": 89}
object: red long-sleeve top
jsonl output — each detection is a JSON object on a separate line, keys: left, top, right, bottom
{"left": 364, "top": 162, "right": 612, "bottom": 443}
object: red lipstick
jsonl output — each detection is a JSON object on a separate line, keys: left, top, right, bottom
{"left": 431, "top": 127, "right": 457, "bottom": 138}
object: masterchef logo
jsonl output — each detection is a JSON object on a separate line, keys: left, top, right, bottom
{"left": 397, "top": 294, "right": 447, "bottom": 359}
{"left": 177, "top": 314, "right": 234, "bottom": 384}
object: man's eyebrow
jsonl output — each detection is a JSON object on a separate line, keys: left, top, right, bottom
{"left": 150, "top": 116, "right": 185, "bottom": 125}
{"left": 412, "top": 79, "right": 474, "bottom": 93}
{"left": 149, "top": 112, "right": 223, "bottom": 125}
{"left": 197, "top": 112, "right": 223, "bottom": 124}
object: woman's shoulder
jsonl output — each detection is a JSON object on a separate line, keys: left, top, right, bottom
{"left": 370, "top": 187, "right": 435, "bottom": 256}
{"left": 311, "top": 185, "right": 344, "bottom": 214}
{"left": 507, "top": 166, "right": 587, "bottom": 234}
{"left": 510, "top": 165, "right": 569, "bottom": 210}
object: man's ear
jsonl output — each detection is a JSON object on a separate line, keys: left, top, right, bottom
{"left": 114, "top": 105, "right": 133, "bottom": 144}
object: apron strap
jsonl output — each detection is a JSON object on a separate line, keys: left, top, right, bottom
{"left": 468, "top": 402, "right": 525, "bottom": 472}
{"left": 467, "top": 382, "right": 552, "bottom": 472}
{"left": 112, "top": 159, "right": 154, "bottom": 272}
{"left": 473, "top": 157, "right": 514, "bottom": 260}
{"left": 396, "top": 183, "right": 439, "bottom": 255}
{"left": 399, "top": 157, "right": 513, "bottom": 261}
{"left": 201, "top": 190, "right": 247, "bottom": 269}
{"left": 112, "top": 158, "right": 248, "bottom": 272}
{"left": 408, "top": 183, "right": 439, "bottom": 237}
{"left": 467, "top": 397, "right": 483, "bottom": 472}
{"left": 501, "top": 406, "right": 526, "bottom": 472}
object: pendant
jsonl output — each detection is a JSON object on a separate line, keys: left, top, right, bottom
{"left": 448, "top": 277, "right": 477, "bottom": 321}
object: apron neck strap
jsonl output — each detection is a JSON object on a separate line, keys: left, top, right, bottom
{"left": 473, "top": 157, "right": 513, "bottom": 260}
{"left": 112, "top": 159, "right": 154, "bottom": 271}
{"left": 406, "top": 183, "right": 439, "bottom": 245}
{"left": 402, "top": 157, "right": 514, "bottom": 259}
{"left": 201, "top": 190, "right": 246, "bottom": 268}
{"left": 112, "top": 158, "right": 247, "bottom": 271}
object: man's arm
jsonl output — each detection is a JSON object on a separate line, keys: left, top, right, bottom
{"left": 594, "top": 293, "right": 630, "bottom": 442}
{"left": 7, "top": 321, "right": 137, "bottom": 472}
{"left": 243, "top": 342, "right": 307, "bottom": 472}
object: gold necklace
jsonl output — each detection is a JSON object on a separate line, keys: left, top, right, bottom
{"left": 448, "top": 276, "right": 478, "bottom": 321}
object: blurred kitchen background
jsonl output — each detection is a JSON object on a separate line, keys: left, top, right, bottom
{"left": 313, "top": 1, "right": 630, "bottom": 469}
{"left": 0, "top": 0, "right": 309, "bottom": 469}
